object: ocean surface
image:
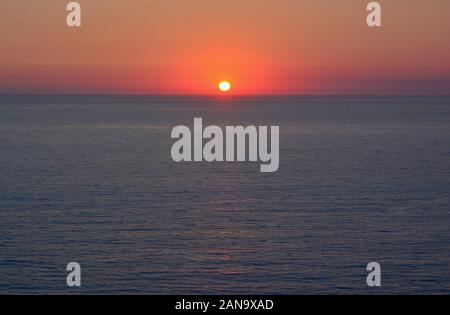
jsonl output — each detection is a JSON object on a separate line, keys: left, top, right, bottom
{"left": 0, "top": 95, "right": 449, "bottom": 294}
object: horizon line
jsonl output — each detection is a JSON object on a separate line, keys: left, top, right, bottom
{"left": 1, "top": 93, "right": 450, "bottom": 98}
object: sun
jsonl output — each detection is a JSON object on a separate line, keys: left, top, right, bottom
{"left": 218, "top": 81, "right": 231, "bottom": 92}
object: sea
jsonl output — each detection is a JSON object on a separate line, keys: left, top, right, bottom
{"left": 0, "top": 95, "right": 449, "bottom": 294}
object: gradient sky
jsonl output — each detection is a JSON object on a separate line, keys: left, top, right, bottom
{"left": 1, "top": 0, "right": 450, "bottom": 95}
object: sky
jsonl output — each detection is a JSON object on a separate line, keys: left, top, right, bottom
{"left": 1, "top": 0, "right": 450, "bottom": 95}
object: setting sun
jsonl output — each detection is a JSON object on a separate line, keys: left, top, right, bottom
{"left": 218, "top": 81, "right": 231, "bottom": 92}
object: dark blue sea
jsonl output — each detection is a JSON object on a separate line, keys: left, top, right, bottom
{"left": 0, "top": 95, "right": 449, "bottom": 294}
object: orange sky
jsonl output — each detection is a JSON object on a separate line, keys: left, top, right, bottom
{"left": 1, "top": 0, "right": 450, "bottom": 95}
